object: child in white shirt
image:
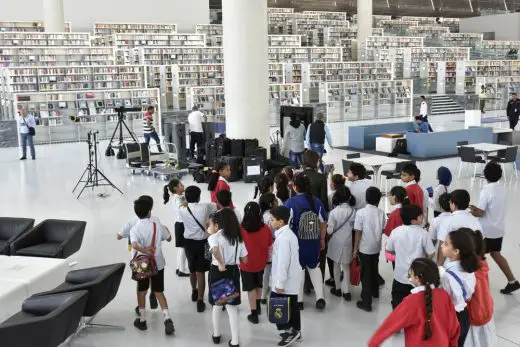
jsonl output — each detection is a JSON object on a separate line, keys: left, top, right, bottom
{"left": 428, "top": 192, "right": 452, "bottom": 264}
{"left": 129, "top": 196, "right": 174, "bottom": 335}
{"left": 259, "top": 193, "right": 279, "bottom": 303}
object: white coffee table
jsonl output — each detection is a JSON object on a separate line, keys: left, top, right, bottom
{"left": 0, "top": 280, "right": 28, "bottom": 323}
{"left": 351, "top": 155, "right": 411, "bottom": 184}
{"left": 376, "top": 136, "right": 405, "bottom": 153}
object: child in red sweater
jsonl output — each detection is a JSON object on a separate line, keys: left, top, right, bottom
{"left": 384, "top": 186, "right": 408, "bottom": 237}
{"left": 368, "top": 258, "right": 460, "bottom": 347}
{"left": 401, "top": 163, "right": 424, "bottom": 211}
{"left": 209, "top": 161, "right": 233, "bottom": 209}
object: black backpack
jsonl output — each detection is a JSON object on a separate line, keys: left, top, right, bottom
{"left": 295, "top": 198, "right": 321, "bottom": 240}
{"left": 390, "top": 139, "right": 408, "bottom": 157}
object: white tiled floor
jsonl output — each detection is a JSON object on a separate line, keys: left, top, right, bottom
{"left": 1, "top": 117, "right": 520, "bottom": 347}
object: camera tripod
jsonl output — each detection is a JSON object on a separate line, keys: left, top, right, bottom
{"left": 105, "top": 106, "right": 141, "bottom": 159}
{"left": 73, "top": 131, "right": 123, "bottom": 199}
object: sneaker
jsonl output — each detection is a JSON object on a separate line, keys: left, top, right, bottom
{"left": 279, "top": 332, "right": 303, "bottom": 342}
{"left": 176, "top": 269, "right": 190, "bottom": 277}
{"left": 197, "top": 300, "right": 206, "bottom": 313}
{"left": 20, "top": 157, "right": 27, "bottom": 160}
{"left": 297, "top": 302, "right": 304, "bottom": 311}
{"left": 247, "top": 313, "right": 259, "bottom": 324}
{"left": 330, "top": 288, "right": 342, "bottom": 297}
{"left": 133, "top": 318, "right": 147, "bottom": 331}
{"left": 278, "top": 330, "right": 300, "bottom": 347}
{"left": 501, "top": 281, "right": 520, "bottom": 294}
{"left": 356, "top": 301, "right": 372, "bottom": 312}
{"left": 191, "top": 289, "right": 198, "bottom": 302}
{"left": 212, "top": 335, "right": 221, "bottom": 344}
{"left": 228, "top": 340, "right": 239, "bottom": 347}
{"left": 149, "top": 292, "right": 158, "bottom": 310}
{"left": 343, "top": 293, "right": 352, "bottom": 302}
{"left": 315, "top": 299, "right": 326, "bottom": 310}
{"left": 164, "top": 319, "right": 175, "bottom": 335}
{"left": 324, "top": 278, "right": 335, "bottom": 287}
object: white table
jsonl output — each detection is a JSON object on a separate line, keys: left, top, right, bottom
{"left": 461, "top": 143, "right": 511, "bottom": 161}
{"left": 351, "top": 155, "right": 411, "bottom": 184}
{"left": 0, "top": 280, "right": 28, "bottom": 323}
{"left": 376, "top": 136, "right": 405, "bottom": 153}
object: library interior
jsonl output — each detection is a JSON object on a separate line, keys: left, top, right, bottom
{"left": 1, "top": 0, "right": 520, "bottom": 346}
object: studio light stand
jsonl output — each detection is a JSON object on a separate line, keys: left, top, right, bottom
{"left": 105, "top": 106, "right": 141, "bottom": 159}
{"left": 73, "top": 131, "right": 123, "bottom": 199}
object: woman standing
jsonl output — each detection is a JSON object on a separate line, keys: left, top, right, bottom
{"left": 18, "top": 110, "right": 36, "bottom": 160}
{"left": 282, "top": 114, "right": 306, "bottom": 168}
{"left": 208, "top": 209, "right": 248, "bottom": 347}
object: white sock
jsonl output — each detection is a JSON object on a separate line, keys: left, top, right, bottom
{"left": 509, "top": 280, "right": 517, "bottom": 284}
{"left": 227, "top": 305, "right": 240, "bottom": 345}
{"left": 262, "top": 264, "right": 272, "bottom": 299}
{"left": 139, "top": 308, "right": 146, "bottom": 322}
{"left": 333, "top": 262, "right": 341, "bottom": 290}
{"left": 162, "top": 309, "right": 170, "bottom": 321}
{"left": 177, "top": 248, "right": 188, "bottom": 273}
{"left": 308, "top": 266, "right": 324, "bottom": 300}
{"left": 298, "top": 268, "right": 306, "bottom": 302}
{"left": 212, "top": 305, "right": 221, "bottom": 337}
{"left": 341, "top": 263, "right": 351, "bottom": 294}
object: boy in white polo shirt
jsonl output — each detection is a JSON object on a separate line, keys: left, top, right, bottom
{"left": 386, "top": 205, "right": 435, "bottom": 310}
{"left": 470, "top": 162, "right": 520, "bottom": 294}
{"left": 347, "top": 163, "right": 374, "bottom": 210}
{"left": 428, "top": 193, "right": 452, "bottom": 264}
{"left": 129, "top": 196, "right": 174, "bottom": 335}
{"left": 353, "top": 187, "right": 386, "bottom": 312}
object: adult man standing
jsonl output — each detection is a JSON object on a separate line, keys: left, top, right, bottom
{"left": 143, "top": 106, "right": 162, "bottom": 152}
{"left": 506, "top": 92, "right": 520, "bottom": 130}
{"left": 419, "top": 95, "right": 433, "bottom": 132}
{"left": 305, "top": 113, "right": 333, "bottom": 173}
{"left": 18, "top": 110, "right": 36, "bottom": 160}
{"left": 188, "top": 106, "right": 205, "bottom": 158}
{"left": 479, "top": 85, "right": 487, "bottom": 114}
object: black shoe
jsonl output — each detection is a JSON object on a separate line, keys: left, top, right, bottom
{"left": 324, "top": 278, "right": 335, "bottom": 287}
{"left": 278, "top": 330, "right": 301, "bottom": 347}
{"left": 176, "top": 269, "right": 190, "bottom": 277}
{"left": 164, "top": 319, "right": 175, "bottom": 335}
{"left": 260, "top": 299, "right": 267, "bottom": 305}
{"left": 197, "top": 300, "right": 206, "bottom": 313}
{"left": 298, "top": 302, "right": 304, "bottom": 311}
{"left": 149, "top": 292, "right": 158, "bottom": 310}
{"left": 32, "top": 157, "right": 36, "bottom": 160}
{"left": 134, "top": 318, "right": 147, "bottom": 331}
{"left": 279, "top": 332, "right": 303, "bottom": 341}
{"left": 247, "top": 313, "right": 259, "bottom": 324}
{"left": 20, "top": 157, "right": 27, "bottom": 160}
{"left": 343, "top": 293, "right": 352, "bottom": 302}
{"left": 501, "top": 281, "right": 520, "bottom": 294}
{"left": 356, "top": 301, "right": 372, "bottom": 312}
{"left": 315, "top": 298, "right": 326, "bottom": 310}
{"left": 191, "top": 289, "right": 198, "bottom": 302}
{"left": 228, "top": 340, "right": 239, "bottom": 347}
{"left": 330, "top": 288, "right": 342, "bottom": 297}
{"left": 212, "top": 335, "right": 221, "bottom": 344}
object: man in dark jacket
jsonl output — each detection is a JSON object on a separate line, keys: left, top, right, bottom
{"left": 306, "top": 113, "right": 333, "bottom": 173}
{"left": 507, "top": 93, "right": 520, "bottom": 130}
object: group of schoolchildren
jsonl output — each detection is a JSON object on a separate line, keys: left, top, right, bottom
{"left": 119, "top": 148, "right": 520, "bottom": 347}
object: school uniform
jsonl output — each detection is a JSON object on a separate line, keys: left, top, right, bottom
{"left": 354, "top": 204, "right": 386, "bottom": 307}
{"left": 270, "top": 225, "right": 303, "bottom": 333}
{"left": 130, "top": 218, "right": 171, "bottom": 292}
{"left": 179, "top": 202, "right": 217, "bottom": 273}
{"left": 386, "top": 225, "right": 435, "bottom": 309}
{"left": 477, "top": 182, "right": 506, "bottom": 253}
{"left": 171, "top": 194, "right": 188, "bottom": 273}
{"left": 348, "top": 179, "right": 374, "bottom": 210}
{"left": 465, "top": 260, "right": 497, "bottom": 347}
{"left": 438, "top": 211, "right": 483, "bottom": 245}
{"left": 432, "top": 184, "right": 449, "bottom": 216}
{"left": 384, "top": 203, "right": 402, "bottom": 237}
{"left": 428, "top": 212, "right": 451, "bottom": 262}
{"left": 422, "top": 185, "right": 430, "bottom": 225}
{"left": 327, "top": 203, "right": 356, "bottom": 294}
{"left": 441, "top": 260, "right": 476, "bottom": 347}
{"left": 240, "top": 225, "right": 272, "bottom": 292}
{"left": 404, "top": 180, "right": 424, "bottom": 210}
{"left": 211, "top": 176, "right": 234, "bottom": 209}
{"left": 262, "top": 210, "right": 274, "bottom": 300}
{"left": 368, "top": 286, "right": 460, "bottom": 347}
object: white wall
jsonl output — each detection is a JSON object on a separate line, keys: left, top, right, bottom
{"left": 0, "top": 0, "right": 209, "bottom": 32}
{"left": 460, "top": 13, "right": 520, "bottom": 41}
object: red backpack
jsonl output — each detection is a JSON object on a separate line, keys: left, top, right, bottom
{"left": 467, "top": 260, "right": 494, "bottom": 326}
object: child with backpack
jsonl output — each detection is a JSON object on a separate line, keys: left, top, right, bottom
{"left": 209, "top": 161, "right": 233, "bottom": 209}
{"left": 327, "top": 185, "right": 357, "bottom": 301}
{"left": 284, "top": 172, "right": 328, "bottom": 310}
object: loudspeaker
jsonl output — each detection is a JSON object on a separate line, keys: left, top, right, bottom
{"left": 243, "top": 156, "right": 264, "bottom": 183}
{"left": 203, "top": 122, "right": 216, "bottom": 143}
{"left": 231, "top": 139, "right": 245, "bottom": 157}
{"left": 246, "top": 146, "right": 267, "bottom": 159}
{"left": 172, "top": 122, "right": 188, "bottom": 165}
{"left": 221, "top": 156, "right": 243, "bottom": 182}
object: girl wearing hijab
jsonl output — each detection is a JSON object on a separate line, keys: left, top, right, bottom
{"left": 282, "top": 114, "right": 306, "bottom": 168}
{"left": 432, "top": 167, "right": 452, "bottom": 217}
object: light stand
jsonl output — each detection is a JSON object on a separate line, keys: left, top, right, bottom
{"left": 105, "top": 107, "right": 141, "bottom": 159}
{"left": 73, "top": 131, "right": 123, "bottom": 199}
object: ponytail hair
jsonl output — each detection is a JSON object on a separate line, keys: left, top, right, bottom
{"left": 163, "top": 178, "right": 181, "bottom": 204}
{"left": 208, "top": 162, "right": 228, "bottom": 192}
{"left": 390, "top": 186, "right": 409, "bottom": 206}
{"left": 461, "top": 228, "right": 485, "bottom": 260}
{"left": 448, "top": 229, "right": 480, "bottom": 273}
{"left": 409, "top": 258, "right": 440, "bottom": 341}
{"left": 332, "top": 185, "right": 356, "bottom": 207}
{"left": 274, "top": 173, "right": 290, "bottom": 203}
{"left": 254, "top": 176, "right": 274, "bottom": 199}
{"left": 294, "top": 172, "right": 315, "bottom": 210}
{"left": 259, "top": 193, "right": 277, "bottom": 215}
{"left": 331, "top": 174, "right": 346, "bottom": 190}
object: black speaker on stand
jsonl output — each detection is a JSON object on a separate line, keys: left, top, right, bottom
{"left": 172, "top": 122, "right": 188, "bottom": 167}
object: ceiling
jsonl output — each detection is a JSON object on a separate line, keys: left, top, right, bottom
{"left": 210, "top": 0, "right": 520, "bottom": 17}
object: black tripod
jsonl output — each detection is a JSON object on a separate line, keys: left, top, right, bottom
{"left": 105, "top": 107, "right": 141, "bottom": 159}
{"left": 73, "top": 131, "right": 123, "bottom": 199}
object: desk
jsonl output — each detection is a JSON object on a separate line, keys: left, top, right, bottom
{"left": 493, "top": 128, "right": 513, "bottom": 145}
{"left": 351, "top": 155, "right": 410, "bottom": 184}
{"left": 0, "top": 280, "right": 28, "bottom": 323}
{"left": 376, "top": 136, "right": 405, "bottom": 153}
{"left": 461, "top": 143, "right": 511, "bottom": 161}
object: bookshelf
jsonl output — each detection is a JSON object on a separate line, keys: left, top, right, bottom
{"left": 364, "top": 36, "right": 423, "bottom": 49}
{"left": 441, "top": 33, "right": 483, "bottom": 48}
{"left": 268, "top": 8, "right": 295, "bottom": 13}
{"left": 479, "top": 76, "right": 520, "bottom": 111}
{"left": 409, "top": 47, "right": 470, "bottom": 78}
{"left": 294, "top": 19, "right": 349, "bottom": 46}
{"left": 318, "top": 79, "right": 413, "bottom": 122}
{"left": 9, "top": 88, "right": 160, "bottom": 144}
{"left": 93, "top": 22, "right": 177, "bottom": 35}
{"left": 0, "top": 32, "right": 90, "bottom": 46}
{"left": 268, "top": 13, "right": 295, "bottom": 35}
{"left": 408, "top": 26, "right": 450, "bottom": 39}
{"left": 195, "top": 24, "right": 224, "bottom": 45}
{"left": 187, "top": 86, "right": 226, "bottom": 118}
{"left": 0, "top": 21, "right": 71, "bottom": 32}
{"left": 118, "top": 47, "right": 224, "bottom": 65}
{"left": 301, "top": 11, "right": 347, "bottom": 21}
{"left": 268, "top": 47, "right": 342, "bottom": 63}
{"left": 93, "top": 33, "right": 206, "bottom": 48}
{"left": 441, "top": 18, "right": 460, "bottom": 33}
{"left": 269, "top": 83, "right": 302, "bottom": 124}
{"left": 268, "top": 35, "right": 302, "bottom": 47}
{"left": 418, "top": 61, "right": 460, "bottom": 94}
{"left": 351, "top": 14, "right": 391, "bottom": 27}
{"left": 401, "top": 16, "right": 437, "bottom": 25}
{"left": 0, "top": 47, "right": 116, "bottom": 67}
{"left": 378, "top": 20, "right": 418, "bottom": 35}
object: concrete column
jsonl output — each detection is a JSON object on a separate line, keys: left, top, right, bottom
{"left": 43, "top": 0, "right": 65, "bottom": 32}
{"left": 357, "top": 0, "right": 373, "bottom": 60}
{"left": 222, "top": 0, "right": 270, "bottom": 150}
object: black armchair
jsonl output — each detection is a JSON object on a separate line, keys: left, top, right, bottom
{"left": 0, "top": 291, "right": 88, "bottom": 347}
{"left": 10, "top": 219, "right": 86, "bottom": 258}
{"left": 0, "top": 217, "right": 35, "bottom": 255}
{"left": 37, "top": 263, "right": 126, "bottom": 335}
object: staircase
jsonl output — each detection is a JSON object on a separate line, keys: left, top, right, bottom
{"left": 430, "top": 95, "right": 465, "bottom": 116}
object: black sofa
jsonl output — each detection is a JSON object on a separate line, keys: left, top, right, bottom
{"left": 0, "top": 290, "right": 89, "bottom": 347}
{"left": 10, "top": 219, "right": 86, "bottom": 258}
{"left": 0, "top": 217, "right": 35, "bottom": 255}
